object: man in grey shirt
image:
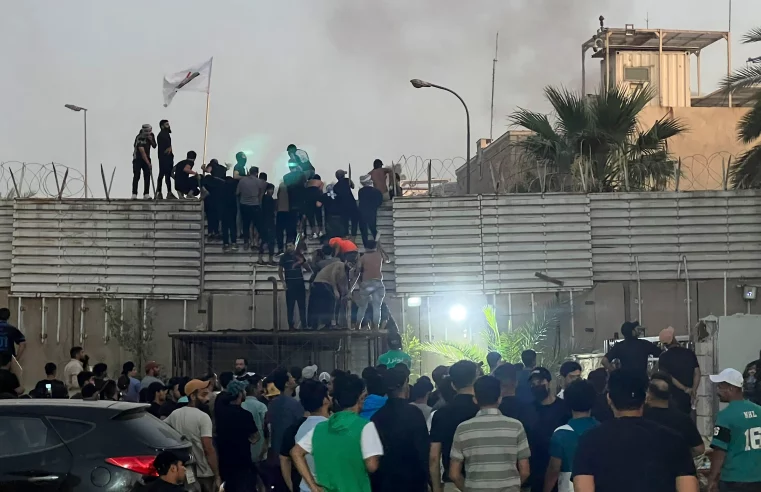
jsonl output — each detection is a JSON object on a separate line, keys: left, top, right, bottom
{"left": 237, "top": 167, "right": 267, "bottom": 250}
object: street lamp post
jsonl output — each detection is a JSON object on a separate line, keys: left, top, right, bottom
{"left": 64, "top": 104, "right": 88, "bottom": 198}
{"left": 410, "top": 79, "right": 471, "bottom": 194}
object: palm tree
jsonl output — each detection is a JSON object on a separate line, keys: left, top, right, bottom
{"left": 721, "top": 27, "right": 761, "bottom": 188}
{"left": 509, "top": 84, "right": 687, "bottom": 192}
{"left": 420, "top": 304, "right": 574, "bottom": 374}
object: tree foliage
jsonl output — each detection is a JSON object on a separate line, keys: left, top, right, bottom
{"left": 104, "top": 298, "right": 155, "bottom": 374}
{"left": 509, "top": 84, "right": 686, "bottom": 192}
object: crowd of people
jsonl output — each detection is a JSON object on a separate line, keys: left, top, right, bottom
{"left": 5, "top": 311, "right": 761, "bottom": 492}
{"left": 131, "top": 121, "right": 402, "bottom": 260}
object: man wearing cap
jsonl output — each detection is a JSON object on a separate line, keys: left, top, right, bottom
{"left": 528, "top": 367, "right": 570, "bottom": 492}
{"left": 658, "top": 328, "right": 701, "bottom": 414}
{"left": 377, "top": 333, "right": 412, "bottom": 369}
{"left": 371, "top": 364, "right": 430, "bottom": 492}
{"left": 708, "top": 368, "right": 761, "bottom": 492}
{"left": 147, "top": 382, "right": 169, "bottom": 419}
{"left": 601, "top": 321, "right": 661, "bottom": 378}
{"left": 132, "top": 124, "right": 155, "bottom": 200}
{"left": 165, "top": 379, "right": 220, "bottom": 492}
{"left": 358, "top": 174, "right": 383, "bottom": 248}
{"left": 215, "top": 379, "right": 260, "bottom": 492}
{"left": 142, "top": 361, "right": 163, "bottom": 388}
{"left": 160, "top": 376, "right": 187, "bottom": 418}
{"left": 146, "top": 450, "right": 187, "bottom": 492}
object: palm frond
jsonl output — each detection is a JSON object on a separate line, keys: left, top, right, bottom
{"left": 593, "top": 84, "right": 656, "bottom": 143}
{"left": 721, "top": 64, "right": 761, "bottom": 92}
{"left": 544, "top": 86, "right": 590, "bottom": 138}
{"left": 419, "top": 340, "right": 487, "bottom": 367}
{"left": 742, "top": 27, "right": 761, "bottom": 44}
{"left": 738, "top": 96, "right": 761, "bottom": 144}
{"left": 729, "top": 145, "right": 761, "bottom": 189}
{"left": 509, "top": 109, "right": 558, "bottom": 142}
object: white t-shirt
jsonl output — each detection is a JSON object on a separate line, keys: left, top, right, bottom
{"left": 165, "top": 406, "right": 214, "bottom": 477}
{"left": 296, "top": 420, "right": 384, "bottom": 459}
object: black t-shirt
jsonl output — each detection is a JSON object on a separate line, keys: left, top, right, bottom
{"left": 279, "top": 252, "right": 305, "bottom": 284}
{"left": 157, "top": 130, "right": 172, "bottom": 160}
{"left": 159, "top": 400, "right": 181, "bottom": 418}
{"left": 215, "top": 403, "right": 258, "bottom": 470}
{"left": 605, "top": 338, "right": 661, "bottom": 376}
{"left": 133, "top": 133, "right": 152, "bottom": 164}
{"left": 591, "top": 392, "right": 614, "bottom": 423}
{"left": 284, "top": 170, "right": 306, "bottom": 212}
{"left": 573, "top": 417, "right": 696, "bottom": 492}
{"left": 358, "top": 186, "right": 383, "bottom": 218}
{"left": 659, "top": 347, "right": 699, "bottom": 389}
{"left": 173, "top": 159, "right": 194, "bottom": 187}
{"left": 279, "top": 417, "right": 307, "bottom": 457}
{"left": 643, "top": 406, "right": 703, "bottom": 449}
{"left": 529, "top": 398, "right": 571, "bottom": 491}
{"left": 145, "top": 478, "right": 185, "bottom": 492}
{"left": 0, "top": 322, "right": 25, "bottom": 357}
{"left": 321, "top": 190, "right": 340, "bottom": 217}
{"left": 429, "top": 393, "right": 479, "bottom": 482}
{"left": 499, "top": 395, "right": 538, "bottom": 433}
{"left": 333, "top": 177, "right": 356, "bottom": 207}
{"left": 0, "top": 368, "right": 20, "bottom": 395}
{"left": 148, "top": 401, "right": 162, "bottom": 419}
{"left": 261, "top": 194, "right": 275, "bottom": 223}
{"left": 371, "top": 398, "right": 431, "bottom": 492}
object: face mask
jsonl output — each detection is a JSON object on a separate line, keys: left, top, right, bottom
{"left": 531, "top": 385, "right": 549, "bottom": 402}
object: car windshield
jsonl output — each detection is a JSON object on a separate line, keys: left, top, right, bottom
{"left": 116, "top": 410, "right": 186, "bottom": 449}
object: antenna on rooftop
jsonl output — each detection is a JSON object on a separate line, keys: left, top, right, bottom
{"left": 489, "top": 31, "right": 499, "bottom": 141}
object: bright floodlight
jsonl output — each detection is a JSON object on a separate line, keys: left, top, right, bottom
{"left": 449, "top": 304, "right": 467, "bottom": 322}
{"left": 64, "top": 104, "right": 86, "bottom": 112}
{"left": 407, "top": 296, "right": 422, "bottom": 307}
{"left": 410, "top": 78, "right": 432, "bottom": 89}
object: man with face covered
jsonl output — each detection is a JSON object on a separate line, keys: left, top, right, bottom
{"left": 528, "top": 367, "right": 570, "bottom": 492}
{"left": 165, "top": 379, "right": 220, "bottom": 492}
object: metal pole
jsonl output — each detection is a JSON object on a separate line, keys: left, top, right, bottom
{"left": 635, "top": 256, "right": 642, "bottom": 324}
{"left": 427, "top": 160, "right": 432, "bottom": 196}
{"left": 659, "top": 30, "right": 664, "bottom": 106}
{"left": 489, "top": 32, "right": 498, "bottom": 141}
{"left": 202, "top": 92, "right": 211, "bottom": 165}
{"left": 83, "top": 109, "right": 88, "bottom": 198}
{"left": 728, "top": 32, "right": 733, "bottom": 107}
{"left": 683, "top": 256, "right": 691, "bottom": 340}
{"left": 581, "top": 47, "right": 587, "bottom": 96}
{"left": 429, "top": 83, "right": 471, "bottom": 194}
{"left": 696, "top": 51, "right": 702, "bottom": 96}
{"left": 605, "top": 31, "right": 611, "bottom": 90}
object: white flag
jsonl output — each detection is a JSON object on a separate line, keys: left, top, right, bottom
{"left": 162, "top": 57, "right": 213, "bottom": 107}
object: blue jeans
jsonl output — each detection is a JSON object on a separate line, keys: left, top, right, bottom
{"left": 355, "top": 279, "right": 385, "bottom": 327}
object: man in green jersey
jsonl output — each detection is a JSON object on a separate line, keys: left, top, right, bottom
{"left": 377, "top": 333, "right": 412, "bottom": 369}
{"left": 709, "top": 368, "right": 761, "bottom": 492}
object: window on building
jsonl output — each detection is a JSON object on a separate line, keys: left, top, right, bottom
{"left": 624, "top": 67, "right": 650, "bottom": 82}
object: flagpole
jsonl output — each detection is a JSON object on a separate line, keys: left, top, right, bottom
{"left": 202, "top": 91, "right": 211, "bottom": 164}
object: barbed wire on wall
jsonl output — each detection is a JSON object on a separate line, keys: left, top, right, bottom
{"left": 0, "top": 161, "right": 89, "bottom": 198}
{"left": 391, "top": 154, "right": 465, "bottom": 196}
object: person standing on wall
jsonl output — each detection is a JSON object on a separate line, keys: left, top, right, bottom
{"left": 132, "top": 124, "right": 154, "bottom": 200}
{"left": 259, "top": 182, "right": 277, "bottom": 265}
{"left": 279, "top": 241, "right": 308, "bottom": 331}
{"left": 355, "top": 240, "right": 385, "bottom": 331}
{"left": 369, "top": 159, "right": 393, "bottom": 202}
{"left": 237, "top": 166, "right": 267, "bottom": 252}
{"left": 358, "top": 174, "right": 383, "bottom": 248}
{"left": 275, "top": 182, "right": 291, "bottom": 256}
{"left": 601, "top": 321, "right": 661, "bottom": 378}
{"left": 156, "top": 119, "right": 176, "bottom": 199}
{"left": 333, "top": 170, "right": 360, "bottom": 239}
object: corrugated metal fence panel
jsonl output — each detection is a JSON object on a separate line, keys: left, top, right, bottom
{"left": 11, "top": 200, "right": 203, "bottom": 298}
{"left": 0, "top": 202, "right": 14, "bottom": 287}
{"left": 205, "top": 206, "right": 396, "bottom": 294}
{"left": 393, "top": 196, "right": 484, "bottom": 294}
{"left": 590, "top": 191, "right": 761, "bottom": 281}
{"left": 481, "top": 194, "right": 593, "bottom": 291}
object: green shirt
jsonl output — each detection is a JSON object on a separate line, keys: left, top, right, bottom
{"left": 377, "top": 350, "right": 412, "bottom": 369}
{"left": 312, "top": 412, "right": 372, "bottom": 492}
{"left": 711, "top": 399, "right": 761, "bottom": 483}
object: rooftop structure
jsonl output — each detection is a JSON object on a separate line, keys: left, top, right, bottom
{"left": 581, "top": 17, "right": 734, "bottom": 107}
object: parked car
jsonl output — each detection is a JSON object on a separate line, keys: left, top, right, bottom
{"left": 0, "top": 399, "right": 192, "bottom": 492}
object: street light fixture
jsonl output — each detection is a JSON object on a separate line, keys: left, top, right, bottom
{"left": 409, "top": 78, "right": 471, "bottom": 193}
{"left": 64, "top": 104, "right": 88, "bottom": 198}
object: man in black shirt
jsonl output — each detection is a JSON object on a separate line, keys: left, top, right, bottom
{"left": 572, "top": 369, "right": 698, "bottom": 492}
{"left": 333, "top": 170, "right": 360, "bottom": 238}
{"left": 602, "top": 321, "right": 661, "bottom": 377}
{"left": 372, "top": 364, "right": 430, "bottom": 492}
{"left": 279, "top": 242, "right": 308, "bottom": 330}
{"left": 587, "top": 368, "right": 614, "bottom": 423}
{"left": 156, "top": 119, "right": 176, "bottom": 199}
{"left": 283, "top": 163, "right": 306, "bottom": 237}
{"left": 658, "top": 332, "right": 700, "bottom": 414}
{"left": 173, "top": 151, "right": 199, "bottom": 199}
{"left": 644, "top": 372, "right": 704, "bottom": 456}
{"left": 132, "top": 124, "right": 155, "bottom": 200}
{"left": 494, "top": 363, "right": 537, "bottom": 433}
{"left": 358, "top": 175, "right": 383, "bottom": 248}
{"left": 147, "top": 382, "right": 168, "bottom": 419}
{"left": 215, "top": 380, "right": 260, "bottom": 491}
{"left": 259, "top": 181, "right": 276, "bottom": 266}
{"left": 0, "top": 307, "right": 25, "bottom": 360}
{"left": 429, "top": 360, "right": 479, "bottom": 492}
{"left": 221, "top": 176, "right": 240, "bottom": 252}
{"left": 146, "top": 450, "right": 187, "bottom": 492}
{"left": 528, "top": 367, "right": 571, "bottom": 492}
{"left": 0, "top": 351, "right": 21, "bottom": 396}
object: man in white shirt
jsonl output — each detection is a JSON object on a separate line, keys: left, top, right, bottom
{"left": 165, "top": 379, "right": 220, "bottom": 492}
{"left": 63, "top": 346, "right": 86, "bottom": 397}
{"left": 291, "top": 374, "right": 383, "bottom": 492}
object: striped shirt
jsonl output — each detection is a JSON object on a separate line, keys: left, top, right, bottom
{"left": 450, "top": 408, "right": 530, "bottom": 492}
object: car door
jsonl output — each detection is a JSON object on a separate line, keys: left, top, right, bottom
{"left": 0, "top": 414, "right": 73, "bottom": 492}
